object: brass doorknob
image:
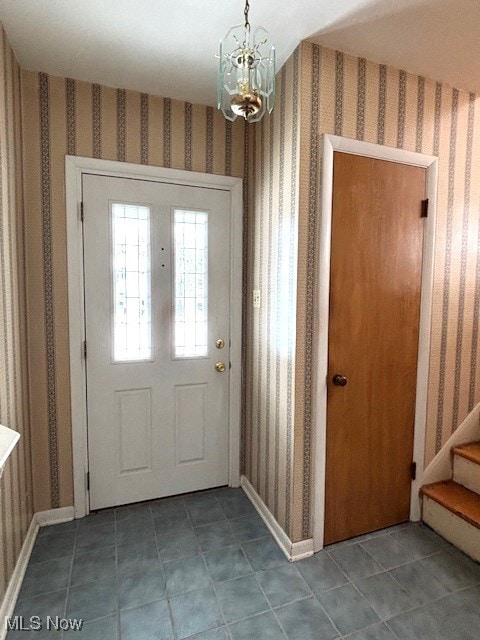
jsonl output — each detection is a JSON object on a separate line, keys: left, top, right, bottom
{"left": 332, "top": 374, "right": 347, "bottom": 386}
{"left": 215, "top": 362, "right": 226, "bottom": 373}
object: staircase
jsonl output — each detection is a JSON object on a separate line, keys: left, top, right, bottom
{"left": 421, "top": 441, "right": 480, "bottom": 562}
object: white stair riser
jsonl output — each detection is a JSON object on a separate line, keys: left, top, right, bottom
{"left": 453, "top": 455, "right": 480, "bottom": 495}
{"left": 423, "top": 496, "right": 480, "bottom": 562}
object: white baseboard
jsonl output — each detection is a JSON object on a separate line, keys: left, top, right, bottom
{"left": 0, "top": 506, "right": 75, "bottom": 638}
{"left": 35, "top": 506, "right": 75, "bottom": 527}
{"left": 240, "top": 476, "right": 314, "bottom": 562}
{"left": 0, "top": 517, "right": 38, "bottom": 640}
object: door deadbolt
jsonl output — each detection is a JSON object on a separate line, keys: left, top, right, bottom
{"left": 215, "top": 339, "right": 225, "bottom": 349}
{"left": 215, "top": 362, "right": 226, "bottom": 373}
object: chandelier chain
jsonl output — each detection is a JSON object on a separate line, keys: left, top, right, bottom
{"left": 244, "top": 0, "right": 250, "bottom": 32}
{"left": 218, "top": 0, "right": 274, "bottom": 122}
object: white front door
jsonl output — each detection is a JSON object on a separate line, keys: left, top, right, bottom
{"left": 83, "top": 174, "right": 231, "bottom": 510}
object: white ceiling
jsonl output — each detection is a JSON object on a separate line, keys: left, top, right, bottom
{"left": 0, "top": 0, "right": 479, "bottom": 106}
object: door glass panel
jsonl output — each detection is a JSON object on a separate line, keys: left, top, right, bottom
{"left": 174, "top": 210, "right": 208, "bottom": 358}
{"left": 112, "top": 203, "right": 152, "bottom": 362}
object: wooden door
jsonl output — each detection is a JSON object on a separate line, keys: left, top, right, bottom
{"left": 324, "top": 152, "right": 426, "bottom": 545}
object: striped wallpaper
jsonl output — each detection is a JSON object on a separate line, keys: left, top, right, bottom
{"left": 245, "top": 42, "right": 480, "bottom": 543}
{"left": 9, "top": 30, "right": 480, "bottom": 549}
{"left": 244, "top": 49, "right": 300, "bottom": 538}
{"left": 0, "top": 27, "right": 33, "bottom": 603}
{"left": 20, "top": 70, "right": 246, "bottom": 511}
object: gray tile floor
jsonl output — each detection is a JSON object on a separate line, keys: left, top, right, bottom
{"left": 7, "top": 487, "right": 480, "bottom": 639}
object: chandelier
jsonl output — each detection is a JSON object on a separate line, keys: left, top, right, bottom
{"left": 217, "top": 0, "right": 275, "bottom": 123}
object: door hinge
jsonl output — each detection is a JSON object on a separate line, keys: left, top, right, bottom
{"left": 86, "top": 471, "right": 90, "bottom": 491}
{"left": 80, "top": 201, "right": 84, "bottom": 222}
{"left": 83, "top": 341, "right": 87, "bottom": 359}
{"left": 410, "top": 462, "right": 417, "bottom": 480}
{"left": 421, "top": 199, "right": 429, "bottom": 218}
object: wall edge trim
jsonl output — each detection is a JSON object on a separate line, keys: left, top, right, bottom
{"left": 240, "top": 476, "right": 314, "bottom": 562}
{"left": 0, "top": 517, "right": 38, "bottom": 640}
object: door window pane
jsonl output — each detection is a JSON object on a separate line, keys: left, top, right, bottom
{"left": 112, "top": 203, "right": 151, "bottom": 362}
{"left": 174, "top": 210, "right": 208, "bottom": 358}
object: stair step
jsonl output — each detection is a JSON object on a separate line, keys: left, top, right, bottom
{"left": 453, "top": 442, "right": 480, "bottom": 495}
{"left": 422, "top": 481, "right": 480, "bottom": 562}
{"left": 453, "top": 441, "right": 480, "bottom": 465}
{"left": 421, "top": 480, "right": 480, "bottom": 529}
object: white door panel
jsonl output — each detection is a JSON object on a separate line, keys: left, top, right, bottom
{"left": 83, "top": 174, "right": 231, "bottom": 510}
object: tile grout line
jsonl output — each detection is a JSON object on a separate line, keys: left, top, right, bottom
{"left": 109, "top": 544, "right": 476, "bottom": 640}
{"left": 205, "top": 556, "right": 236, "bottom": 640}
{"left": 204, "top": 493, "right": 245, "bottom": 639}
{"left": 329, "top": 535, "right": 461, "bottom": 626}
{"left": 324, "top": 547, "right": 356, "bottom": 585}
{"left": 345, "top": 579, "right": 383, "bottom": 630}
{"left": 60, "top": 520, "right": 78, "bottom": 639}
{"left": 246, "top": 555, "right": 344, "bottom": 639}
{"left": 22, "top": 499, "right": 480, "bottom": 640}
{"left": 325, "top": 536, "right": 428, "bottom": 630}
{"left": 386, "top": 525, "right": 448, "bottom": 556}
{"left": 114, "top": 508, "right": 120, "bottom": 639}
{"left": 212, "top": 489, "right": 285, "bottom": 639}
{"left": 341, "top": 620, "right": 397, "bottom": 639}
{"left": 357, "top": 541, "right": 442, "bottom": 573}
{"left": 303, "top": 593, "right": 342, "bottom": 640}
{"left": 276, "top": 556, "right": 352, "bottom": 639}
{"left": 416, "top": 555, "right": 480, "bottom": 592}
{"left": 381, "top": 591, "right": 470, "bottom": 629}
{"left": 364, "top": 583, "right": 468, "bottom": 625}
{"left": 176, "top": 493, "right": 227, "bottom": 639}
{"left": 142, "top": 502, "right": 178, "bottom": 639}
{"left": 249, "top": 563, "right": 290, "bottom": 639}
{"left": 313, "top": 550, "right": 370, "bottom": 638}
{"left": 384, "top": 618, "right": 402, "bottom": 639}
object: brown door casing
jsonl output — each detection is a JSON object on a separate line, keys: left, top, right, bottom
{"left": 324, "top": 152, "right": 426, "bottom": 546}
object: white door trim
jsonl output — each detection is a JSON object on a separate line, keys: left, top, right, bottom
{"left": 313, "top": 135, "right": 438, "bottom": 552}
{"left": 65, "top": 156, "right": 243, "bottom": 518}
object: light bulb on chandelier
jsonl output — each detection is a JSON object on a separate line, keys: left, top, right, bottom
{"left": 217, "top": 0, "right": 275, "bottom": 123}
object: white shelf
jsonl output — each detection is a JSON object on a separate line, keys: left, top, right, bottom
{"left": 0, "top": 424, "right": 20, "bottom": 471}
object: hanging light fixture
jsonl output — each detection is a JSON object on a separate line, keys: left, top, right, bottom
{"left": 217, "top": 0, "right": 275, "bottom": 123}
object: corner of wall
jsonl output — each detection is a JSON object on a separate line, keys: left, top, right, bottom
{"left": 0, "top": 23, "right": 35, "bottom": 608}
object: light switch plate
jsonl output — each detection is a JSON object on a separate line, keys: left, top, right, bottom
{"left": 253, "top": 289, "right": 261, "bottom": 308}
